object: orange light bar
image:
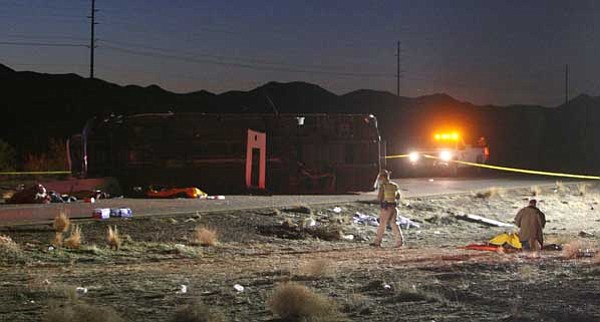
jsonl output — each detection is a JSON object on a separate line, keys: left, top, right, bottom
{"left": 434, "top": 132, "right": 460, "bottom": 141}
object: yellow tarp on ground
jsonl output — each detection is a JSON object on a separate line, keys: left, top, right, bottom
{"left": 489, "top": 232, "right": 522, "bottom": 249}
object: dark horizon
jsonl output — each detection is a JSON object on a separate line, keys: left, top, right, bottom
{"left": 5, "top": 61, "right": 597, "bottom": 109}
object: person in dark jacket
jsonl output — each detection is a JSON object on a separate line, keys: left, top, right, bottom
{"left": 514, "top": 199, "right": 546, "bottom": 251}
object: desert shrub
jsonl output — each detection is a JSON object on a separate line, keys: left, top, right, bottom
{"left": 474, "top": 187, "right": 503, "bottom": 199}
{"left": 195, "top": 227, "right": 218, "bottom": 247}
{"left": 342, "top": 293, "right": 370, "bottom": 313}
{"left": 44, "top": 302, "right": 125, "bottom": 322}
{"left": 172, "top": 301, "right": 226, "bottom": 322}
{"left": 530, "top": 186, "right": 541, "bottom": 197}
{"left": 53, "top": 211, "right": 70, "bottom": 234}
{"left": 52, "top": 232, "right": 64, "bottom": 247}
{"left": 107, "top": 226, "right": 121, "bottom": 250}
{"left": 65, "top": 225, "right": 83, "bottom": 249}
{"left": 0, "top": 234, "right": 27, "bottom": 265}
{"left": 576, "top": 183, "right": 588, "bottom": 196}
{"left": 299, "top": 259, "right": 336, "bottom": 278}
{"left": 267, "top": 282, "right": 342, "bottom": 321}
{"left": 555, "top": 181, "right": 565, "bottom": 193}
{"left": 0, "top": 139, "right": 16, "bottom": 171}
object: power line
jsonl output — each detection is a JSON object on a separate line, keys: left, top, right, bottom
{"left": 0, "top": 41, "right": 87, "bottom": 47}
{"left": 1, "top": 33, "right": 88, "bottom": 41}
{"left": 98, "top": 39, "right": 369, "bottom": 72}
{"left": 100, "top": 44, "right": 395, "bottom": 79}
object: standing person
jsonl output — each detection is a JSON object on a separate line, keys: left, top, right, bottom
{"left": 514, "top": 199, "right": 546, "bottom": 251}
{"left": 371, "top": 170, "right": 404, "bottom": 247}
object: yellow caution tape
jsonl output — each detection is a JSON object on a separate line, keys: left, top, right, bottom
{"left": 384, "top": 154, "right": 409, "bottom": 159}
{"left": 0, "top": 171, "right": 71, "bottom": 175}
{"left": 421, "top": 154, "right": 600, "bottom": 180}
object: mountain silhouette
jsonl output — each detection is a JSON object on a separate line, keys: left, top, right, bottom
{"left": 1, "top": 62, "right": 599, "bottom": 174}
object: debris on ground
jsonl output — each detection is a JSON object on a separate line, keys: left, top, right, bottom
{"left": 454, "top": 213, "right": 514, "bottom": 227}
{"left": 93, "top": 208, "right": 110, "bottom": 220}
{"left": 6, "top": 183, "right": 50, "bottom": 204}
{"left": 353, "top": 212, "right": 420, "bottom": 229}
{"left": 145, "top": 186, "right": 207, "bottom": 199}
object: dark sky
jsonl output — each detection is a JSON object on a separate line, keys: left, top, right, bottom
{"left": 2, "top": 0, "right": 600, "bottom": 106}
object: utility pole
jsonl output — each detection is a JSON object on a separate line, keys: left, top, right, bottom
{"left": 396, "top": 41, "right": 401, "bottom": 97}
{"left": 564, "top": 64, "right": 569, "bottom": 105}
{"left": 88, "top": 0, "right": 98, "bottom": 79}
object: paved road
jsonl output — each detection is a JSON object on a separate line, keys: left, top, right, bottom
{"left": 0, "top": 176, "right": 564, "bottom": 225}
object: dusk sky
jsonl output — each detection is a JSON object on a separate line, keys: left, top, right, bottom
{"left": 2, "top": 0, "right": 600, "bottom": 106}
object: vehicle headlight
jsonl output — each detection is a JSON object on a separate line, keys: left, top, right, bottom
{"left": 439, "top": 150, "right": 452, "bottom": 161}
{"left": 409, "top": 152, "right": 420, "bottom": 163}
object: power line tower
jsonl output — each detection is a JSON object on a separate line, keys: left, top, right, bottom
{"left": 396, "top": 41, "right": 401, "bottom": 97}
{"left": 88, "top": 0, "right": 98, "bottom": 79}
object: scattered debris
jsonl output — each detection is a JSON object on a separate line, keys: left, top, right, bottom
{"left": 146, "top": 186, "right": 207, "bottom": 199}
{"left": 352, "top": 212, "right": 420, "bottom": 229}
{"left": 75, "top": 287, "right": 88, "bottom": 295}
{"left": 233, "top": 284, "right": 244, "bottom": 292}
{"left": 300, "top": 217, "right": 317, "bottom": 228}
{"left": 176, "top": 285, "right": 187, "bottom": 294}
{"left": 110, "top": 208, "right": 132, "bottom": 218}
{"left": 353, "top": 212, "right": 379, "bottom": 226}
{"left": 454, "top": 213, "right": 514, "bottom": 228}
{"left": 342, "top": 234, "right": 354, "bottom": 241}
{"left": 397, "top": 215, "right": 421, "bottom": 229}
{"left": 6, "top": 183, "right": 50, "bottom": 204}
{"left": 332, "top": 206, "right": 343, "bottom": 213}
{"left": 579, "top": 231, "right": 595, "bottom": 238}
{"left": 93, "top": 208, "right": 110, "bottom": 220}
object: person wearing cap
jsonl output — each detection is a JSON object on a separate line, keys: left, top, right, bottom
{"left": 371, "top": 169, "right": 404, "bottom": 247}
{"left": 514, "top": 199, "right": 546, "bottom": 251}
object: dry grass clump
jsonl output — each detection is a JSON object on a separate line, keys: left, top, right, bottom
{"left": 195, "top": 227, "right": 218, "bottom": 247}
{"left": 268, "top": 282, "right": 342, "bottom": 321}
{"left": 172, "top": 300, "right": 226, "bottom": 322}
{"left": 52, "top": 232, "right": 64, "bottom": 247}
{"left": 107, "top": 226, "right": 121, "bottom": 250}
{"left": 53, "top": 211, "right": 70, "bottom": 234}
{"left": 342, "top": 293, "right": 370, "bottom": 314}
{"left": 530, "top": 186, "right": 542, "bottom": 197}
{"left": 562, "top": 239, "right": 597, "bottom": 259}
{"left": 555, "top": 181, "right": 565, "bottom": 193}
{"left": 576, "top": 183, "right": 589, "bottom": 196}
{"left": 474, "top": 187, "right": 503, "bottom": 199}
{"left": 64, "top": 225, "right": 83, "bottom": 249}
{"left": 0, "top": 234, "right": 27, "bottom": 265}
{"left": 44, "top": 302, "right": 125, "bottom": 322}
{"left": 0, "top": 234, "right": 19, "bottom": 252}
{"left": 52, "top": 211, "right": 71, "bottom": 247}
{"left": 299, "top": 259, "right": 336, "bottom": 278}
{"left": 386, "top": 283, "right": 449, "bottom": 305}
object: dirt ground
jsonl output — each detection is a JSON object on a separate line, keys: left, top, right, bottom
{"left": 1, "top": 182, "right": 600, "bottom": 322}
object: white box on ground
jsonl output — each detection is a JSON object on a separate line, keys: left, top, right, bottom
{"left": 93, "top": 208, "right": 110, "bottom": 220}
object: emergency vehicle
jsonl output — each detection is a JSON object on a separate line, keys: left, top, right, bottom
{"left": 406, "top": 131, "right": 489, "bottom": 175}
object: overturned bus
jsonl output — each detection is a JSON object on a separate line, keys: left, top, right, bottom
{"left": 69, "top": 113, "right": 382, "bottom": 194}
